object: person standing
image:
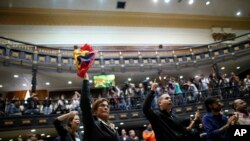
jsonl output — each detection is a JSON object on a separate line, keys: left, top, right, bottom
{"left": 142, "top": 123, "right": 156, "bottom": 141}
{"left": 119, "top": 129, "right": 131, "bottom": 141}
{"left": 202, "top": 96, "right": 237, "bottom": 141}
{"left": 232, "top": 99, "right": 250, "bottom": 125}
{"left": 54, "top": 111, "right": 82, "bottom": 141}
{"left": 143, "top": 83, "right": 200, "bottom": 141}
{"left": 80, "top": 73, "right": 119, "bottom": 141}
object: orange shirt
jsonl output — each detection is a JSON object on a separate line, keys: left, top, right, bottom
{"left": 142, "top": 130, "right": 156, "bottom": 141}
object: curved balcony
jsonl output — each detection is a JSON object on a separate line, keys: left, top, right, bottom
{"left": 0, "top": 33, "right": 250, "bottom": 140}
{"left": 0, "top": 33, "right": 249, "bottom": 73}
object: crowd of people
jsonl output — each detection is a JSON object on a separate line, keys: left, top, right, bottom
{"left": 0, "top": 71, "right": 249, "bottom": 117}
{"left": 51, "top": 64, "right": 249, "bottom": 141}
{"left": 1, "top": 63, "right": 250, "bottom": 141}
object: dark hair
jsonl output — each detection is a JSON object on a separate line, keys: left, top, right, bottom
{"left": 158, "top": 70, "right": 163, "bottom": 75}
{"left": 204, "top": 96, "right": 219, "bottom": 112}
{"left": 91, "top": 98, "right": 109, "bottom": 114}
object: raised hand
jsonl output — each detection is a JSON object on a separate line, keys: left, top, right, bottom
{"left": 84, "top": 73, "right": 89, "bottom": 80}
{"left": 151, "top": 83, "right": 158, "bottom": 91}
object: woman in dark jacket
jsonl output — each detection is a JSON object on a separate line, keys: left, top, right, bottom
{"left": 54, "top": 111, "right": 82, "bottom": 141}
{"left": 80, "top": 73, "right": 119, "bottom": 141}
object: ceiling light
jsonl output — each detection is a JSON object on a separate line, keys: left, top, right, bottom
{"left": 46, "top": 135, "right": 51, "bottom": 138}
{"left": 45, "top": 82, "right": 50, "bottom": 85}
{"left": 206, "top": 1, "right": 210, "bottom": 5}
{"left": 89, "top": 80, "right": 93, "bottom": 83}
{"left": 236, "top": 11, "right": 241, "bottom": 16}
{"left": 120, "top": 122, "right": 124, "bottom": 125}
{"left": 0, "top": 85, "right": 2, "bottom": 88}
{"left": 128, "top": 78, "right": 131, "bottom": 81}
{"left": 30, "top": 129, "right": 36, "bottom": 132}
{"left": 164, "top": 0, "right": 170, "bottom": 3}
{"left": 188, "top": 0, "right": 194, "bottom": 5}
{"left": 221, "top": 67, "right": 225, "bottom": 70}
{"left": 236, "top": 66, "right": 240, "bottom": 69}
{"left": 80, "top": 126, "right": 84, "bottom": 129}
{"left": 22, "top": 84, "right": 27, "bottom": 87}
{"left": 13, "top": 74, "right": 19, "bottom": 78}
{"left": 144, "top": 124, "right": 147, "bottom": 127}
{"left": 153, "top": 0, "right": 158, "bottom": 3}
{"left": 115, "top": 127, "right": 119, "bottom": 129}
{"left": 81, "top": 131, "right": 84, "bottom": 133}
{"left": 41, "top": 134, "right": 45, "bottom": 136}
{"left": 146, "top": 77, "right": 150, "bottom": 80}
{"left": 68, "top": 81, "right": 72, "bottom": 84}
{"left": 179, "top": 76, "right": 183, "bottom": 79}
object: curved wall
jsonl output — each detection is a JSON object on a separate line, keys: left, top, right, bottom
{"left": 0, "top": 25, "right": 249, "bottom": 46}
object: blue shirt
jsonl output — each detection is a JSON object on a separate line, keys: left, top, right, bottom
{"left": 202, "top": 112, "right": 229, "bottom": 141}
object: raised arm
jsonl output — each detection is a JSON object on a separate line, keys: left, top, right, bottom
{"left": 54, "top": 111, "right": 78, "bottom": 136}
{"left": 143, "top": 83, "right": 158, "bottom": 120}
{"left": 186, "top": 110, "right": 201, "bottom": 131}
{"left": 80, "top": 73, "right": 94, "bottom": 131}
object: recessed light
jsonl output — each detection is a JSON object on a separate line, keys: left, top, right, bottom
{"left": 236, "top": 11, "right": 241, "bottom": 16}
{"left": 41, "top": 134, "right": 45, "bottom": 136}
{"left": 89, "top": 80, "right": 93, "bottom": 83}
{"left": 115, "top": 127, "right": 119, "bottom": 129}
{"left": 221, "top": 67, "right": 225, "bottom": 70}
{"left": 179, "top": 76, "right": 183, "bottom": 79}
{"left": 236, "top": 66, "right": 240, "bottom": 69}
{"left": 45, "top": 82, "right": 50, "bottom": 85}
{"left": 30, "top": 129, "right": 36, "bottom": 132}
{"left": 13, "top": 75, "right": 19, "bottom": 78}
{"left": 128, "top": 78, "right": 132, "bottom": 81}
{"left": 206, "top": 1, "right": 210, "bottom": 5}
{"left": 0, "top": 85, "right": 3, "bottom": 88}
{"left": 80, "top": 126, "right": 84, "bottom": 129}
{"left": 153, "top": 0, "right": 158, "bottom": 3}
{"left": 146, "top": 77, "right": 150, "bottom": 80}
{"left": 68, "top": 81, "right": 72, "bottom": 84}
{"left": 46, "top": 135, "right": 51, "bottom": 138}
{"left": 120, "top": 122, "right": 124, "bottom": 125}
{"left": 22, "top": 84, "right": 27, "bottom": 87}
{"left": 164, "top": 0, "right": 170, "bottom": 3}
{"left": 188, "top": 0, "right": 194, "bottom": 5}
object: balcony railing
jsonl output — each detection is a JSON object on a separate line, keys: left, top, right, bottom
{"left": 1, "top": 85, "right": 249, "bottom": 131}
{"left": 0, "top": 33, "right": 249, "bottom": 73}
